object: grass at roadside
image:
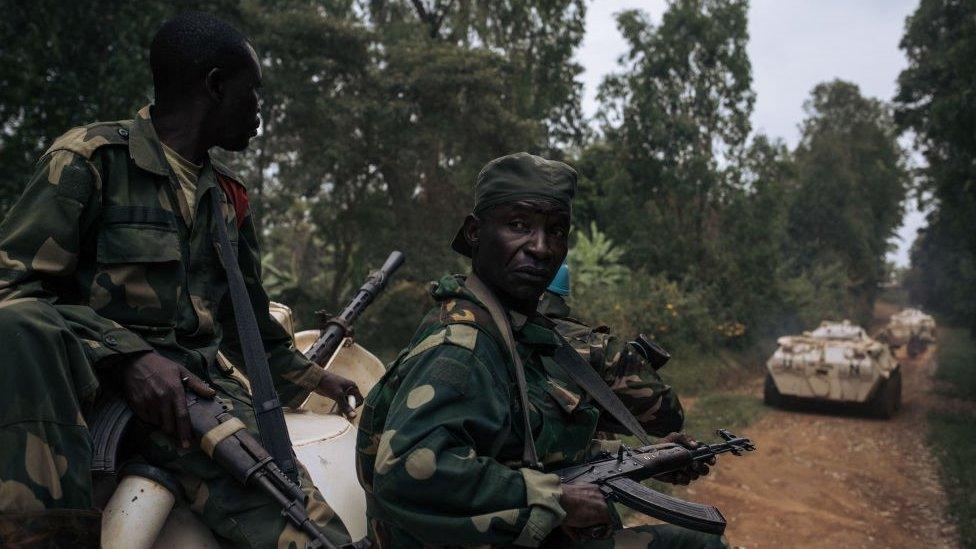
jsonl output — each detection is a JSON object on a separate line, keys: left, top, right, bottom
{"left": 664, "top": 342, "right": 771, "bottom": 397}
{"left": 682, "top": 393, "right": 767, "bottom": 443}
{"left": 929, "top": 410, "right": 976, "bottom": 548}
{"left": 929, "top": 326, "right": 976, "bottom": 548}
{"left": 933, "top": 327, "right": 976, "bottom": 401}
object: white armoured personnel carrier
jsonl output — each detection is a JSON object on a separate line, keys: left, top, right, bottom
{"left": 879, "top": 308, "right": 936, "bottom": 358}
{"left": 764, "top": 320, "right": 901, "bottom": 418}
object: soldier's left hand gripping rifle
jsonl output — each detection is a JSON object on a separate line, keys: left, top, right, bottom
{"left": 554, "top": 429, "right": 756, "bottom": 536}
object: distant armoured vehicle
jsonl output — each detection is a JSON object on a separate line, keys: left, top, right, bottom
{"left": 764, "top": 320, "right": 902, "bottom": 418}
{"left": 879, "top": 308, "right": 936, "bottom": 358}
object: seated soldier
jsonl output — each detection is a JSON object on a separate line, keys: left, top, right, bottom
{"left": 0, "top": 12, "right": 359, "bottom": 547}
{"left": 539, "top": 264, "right": 684, "bottom": 438}
{"left": 356, "top": 152, "right": 726, "bottom": 548}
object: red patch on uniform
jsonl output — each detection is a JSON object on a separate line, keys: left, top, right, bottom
{"left": 215, "top": 173, "right": 249, "bottom": 229}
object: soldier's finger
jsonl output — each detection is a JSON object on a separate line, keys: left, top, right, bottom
{"left": 137, "top": 394, "right": 158, "bottom": 427}
{"left": 181, "top": 367, "right": 216, "bottom": 398}
{"left": 174, "top": 386, "right": 192, "bottom": 449}
{"left": 348, "top": 385, "right": 364, "bottom": 406}
{"left": 158, "top": 393, "right": 177, "bottom": 437}
{"left": 338, "top": 396, "right": 357, "bottom": 419}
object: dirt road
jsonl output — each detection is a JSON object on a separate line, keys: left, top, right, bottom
{"left": 669, "top": 347, "right": 960, "bottom": 548}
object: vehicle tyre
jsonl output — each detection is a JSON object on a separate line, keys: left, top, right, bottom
{"left": 907, "top": 336, "right": 922, "bottom": 358}
{"left": 763, "top": 373, "right": 783, "bottom": 408}
{"left": 870, "top": 369, "right": 900, "bottom": 419}
{"left": 891, "top": 367, "right": 902, "bottom": 412}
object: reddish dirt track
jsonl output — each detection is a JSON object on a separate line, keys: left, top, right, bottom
{"left": 661, "top": 346, "right": 960, "bottom": 548}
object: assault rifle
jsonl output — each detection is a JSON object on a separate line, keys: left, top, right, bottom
{"left": 185, "top": 392, "right": 357, "bottom": 549}
{"left": 555, "top": 429, "right": 756, "bottom": 535}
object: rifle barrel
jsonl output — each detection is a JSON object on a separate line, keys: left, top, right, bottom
{"left": 305, "top": 251, "right": 405, "bottom": 365}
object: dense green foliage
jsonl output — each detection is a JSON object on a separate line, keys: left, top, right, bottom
{"left": 897, "top": 0, "right": 976, "bottom": 335}
{"left": 569, "top": 3, "right": 906, "bottom": 350}
{"left": 0, "top": 0, "right": 910, "bottom": 357}
{"left": 928, "top": 327, "right": 976, "bottom": 548}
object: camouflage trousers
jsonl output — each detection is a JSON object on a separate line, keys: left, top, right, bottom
{"left": 544, "top": 524, "right": 728, "bottom": 549}
{"left": 0, "top": 298, "right": 350, "bottom": 548}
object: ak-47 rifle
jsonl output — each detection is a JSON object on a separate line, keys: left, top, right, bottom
{"left": 555, "top": 429, "right": 756, "bottom": 535}
{"left": 185, "top": 392, "right": 355, "bottom": 549}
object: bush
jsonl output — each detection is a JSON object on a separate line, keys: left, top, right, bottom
{"left": 570, "top": 272, "right": 717, "bottom": 351}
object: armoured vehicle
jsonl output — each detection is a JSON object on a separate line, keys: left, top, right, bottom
{"left": 879, "top": 308, "right": 936, "bottom": 358}
{"left": 764, "top": 320, "right": 901, "bottom": 418}
{"left": 99, "top": 301, "right": 383, "bottom": 548}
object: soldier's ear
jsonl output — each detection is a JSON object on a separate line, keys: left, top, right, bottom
{"left": 204, "top": 68, "right": 224, "bottom": 102}
{"left": 463, "top": 214, "right": 481, "bottom": 250}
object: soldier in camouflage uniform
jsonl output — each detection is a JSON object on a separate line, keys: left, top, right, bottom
{"left": 356, "top": 152, "right": 726, "bottom": 548}
{"left": 538, "top": 265, "right": 683, "bottom": 438}
{"left": 0, "top": 12, "right": 356, "bottom": 547}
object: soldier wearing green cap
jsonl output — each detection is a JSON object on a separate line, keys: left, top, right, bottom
{"left": 355, "top": 152, "right": 727, "bottom": 548}
{"left": 539, "top": 264, "right": 685, "bottom": 438}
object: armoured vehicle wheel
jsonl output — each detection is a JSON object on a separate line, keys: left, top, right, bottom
{"left": 870, "top": 367, "right": 901, "bottom": 419}
{"left": 763, "top": 373, "right": 783, "bottom": 407}
{"left": 907, "top": 337, "right": 923, "bottom": 358}
{"left": 892, "top": 367, "right": 903, "bottom": 412}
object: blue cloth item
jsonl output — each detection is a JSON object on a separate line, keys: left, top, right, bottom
{"left": 547, "top": 263, "right": 571, "bottom": 296}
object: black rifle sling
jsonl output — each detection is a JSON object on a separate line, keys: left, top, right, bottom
{"left": 210, "top": 192, "right": 299, "bottom": 481}
{"left": 553, "top": 341, "right": 653, "bottom": 446}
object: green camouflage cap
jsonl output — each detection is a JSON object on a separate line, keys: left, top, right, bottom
{"left": 451, "top": 152, "right": 578, "bottom": 256}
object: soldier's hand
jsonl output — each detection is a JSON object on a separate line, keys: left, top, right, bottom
{"left": 121, "top": 351, "right": 216, "bottom": 448}
{"left": 314, "top": 370, "right": 363, "bottom": 419}
{"left": 655, "top": 432, "right": 714, "bottom": 485}
{"left": 560, "top": 483, "right": 612, "bottom": 530}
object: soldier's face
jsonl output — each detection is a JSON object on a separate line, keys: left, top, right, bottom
{"left": 213, "top": 43, "right": 262, "bottom": 152}
{"left": 469, "top": 200, "right": 570, "bottom": 305}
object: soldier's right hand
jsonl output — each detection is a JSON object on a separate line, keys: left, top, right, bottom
{"left": 121, "top": 351, "right": 216, "bottom": 449}
{"left": 559, "top": 483, "right": 613, "bottom": 532}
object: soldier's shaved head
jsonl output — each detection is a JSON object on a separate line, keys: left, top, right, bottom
{"left": 150, "top": 11, "right": 253, "bottom": 103}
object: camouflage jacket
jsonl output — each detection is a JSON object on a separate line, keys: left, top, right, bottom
{"left": 0, "top": 106, "right": 322, "bottom": 406}
{"left": 358, "top": 275, "right": 621, "bottom": 548}
{"left": 538, "top": 292, "right": 684, "bottom": 437}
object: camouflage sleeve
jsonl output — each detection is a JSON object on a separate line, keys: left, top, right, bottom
{"left": 0, "top": 151, "right": 153, "bottom": 364}
{"left": 599, "top": 335, "right": 684, "bottom": 437}
{"left": 219, "top": 213, "right": 321, "bottom": 408}
{"left": 370, "top": 340, "right": 565, "bottom": 547}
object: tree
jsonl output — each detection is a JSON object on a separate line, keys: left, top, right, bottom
{"left": 592, "top": 0, "right": 754, "bottom": 279}
{"left": 713, "top": 135, "right": 796, "bottom": 337}
{"left": 896, "top": 0, "right": 976, "bottom": 332}
{"left": 788, "top": 80, "right": 907, "bottom": 321}
{"left": 1, "top": 2, "right": 153, "bottom": 212}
